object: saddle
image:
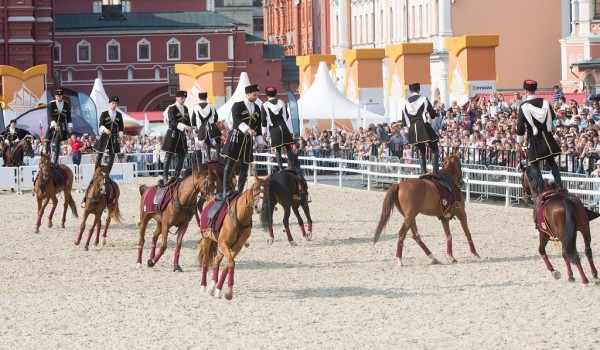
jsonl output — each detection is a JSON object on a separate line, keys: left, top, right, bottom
{"left": 153, "top": 177, "right": 180, "bottom": 212}
{"left": 535, "top": 188, "right": 569, "bottom": 241}
{"left": 420, "top": 170, "right": 462, "bottom": 219}
{"left": 52, "top": 166, "right": 69, "bottom": 188}
{"left": 83, "top": 178, "right": 117, "bottom": 206}
{"left": 281, "top": 169, "right": 309, "bottom": 202}
{"left": 199, "top": 193, "right": 241, "bottom": 240}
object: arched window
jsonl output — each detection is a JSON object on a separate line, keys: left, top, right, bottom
{"left": 106, "top": 39, "right": 120, "bottom": 62}
{"left": 77, "top": 40, "right": 91, "bottom": 63}
{"left": 66, "top": 68, "right": 74, "bottom": 82}
{"left": 127, "top": 66, "right": 134, "bottom": 81}
{"left": 166, "top": 38, "right": 181, "bottom": 61}
{"left": 137, "top": 38, "right": 151, "bottom": 61}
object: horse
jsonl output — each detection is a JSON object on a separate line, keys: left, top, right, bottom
{"left": 137, "top": 168, "right": 218, "bottom": 272}
{"left": 3, "top": 135, "right": 34, "bottom": 167}
{"left": 198, "top": 174, "right": 270, "bottom": 300}
{"left": 373, "top": 153, "right": 480, "bottom": 265}
{"left": 33, "top": 152, "right": 78, "bottom": 233}
{"left": 75, "top": 166, "right": 124, "bottom": 250}
{"left": 521, "top": 165, "right": 598, "bottom": 284}
{"left": 260, "top": 151, "right": 313, "bottom": 245}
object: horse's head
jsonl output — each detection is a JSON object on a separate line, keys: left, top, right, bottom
{"left": 91, "top": 166, "right": 109, "bottom": 196}
{"left": 22, "top": 135, "right": 35, "bottom": 158}
{"left": 287, "top": 150, "right": 301, "bottom": 171}
{"left": 250, "top": 174, "right": 270, "bottom": 214}
{"left": 194, "top": 168, "right": 219, "bottom": 198}
{"left": 442, "top": 152, "right": 463, "bottom": 186}
{"left": 38, "top": 152, "right": 52, "bottom": 184}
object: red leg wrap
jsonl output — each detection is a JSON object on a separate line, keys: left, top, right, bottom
{"left": 563, "top": 258, "right": 574, "bottom": 278}
{"left": 542, "top": 255, "right": 554, "bottom": 271}
{"left": 212, "top": 264, "right": 219, "bottom": 282}
{"left": 446, "top": 240, "right": 453, "bottom": 255}
{"left": 227, "top": 265, "right": 235, "bottom": 288}
{"left": 417, "top": 240, "right": 432, "bottom": 256}
{"left": 173, "top": 251, "right": 180, "bottom": 266}
{"left": 587, "top": 256, "right": 598, "bottom": 278}
{"left": 396, "top": 240, "right": 404, "bottom": 259}
{"left": 299, "top": 225, "right": 307, "bottom": 237}
{"left": 576, "top": 264, "right": 589, "bottom": 284}
{"left": 284, "top": 228, "right": 293, "bottom": 242}
{"left": 200, "top": 265, "right": 208, "bottom": 287}
{"left": 216, "top": 269, "right": 228, "bottom": 290}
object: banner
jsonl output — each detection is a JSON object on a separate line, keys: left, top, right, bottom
{"left": 0, "top": 65, "right": 48, "bottom": 127}
{"left": 287, "top": 90, "right": 300, "bottom": 135}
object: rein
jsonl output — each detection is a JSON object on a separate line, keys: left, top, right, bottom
{"left": 173, "top": 172, "right": 213, "bottom": 215}
{"left": 227, "top": 184, "right": 264, "bottom": 236}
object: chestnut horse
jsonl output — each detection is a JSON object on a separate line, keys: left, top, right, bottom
{"left": 75, "top": 166, "right": 124, "bottom": 250}
{"left": 198, "top": 175, "right": 270, "bottom": 300}
{"left": 521, "top": 166, "right": 598, "bottom": 285}
{"left": 137, "top": 168, "right": 218, "bottom": 272}
{"left": 260, "top": 151, "right": 313, "bottom": 245}
{"left": 374, "top": 153, "right": 480, "bottom": 265}
{"left": 33, "top": 152, "right": 78, "bottom": 233}
{"left": 3, "top": 135, "right": 34, "bottom": 167}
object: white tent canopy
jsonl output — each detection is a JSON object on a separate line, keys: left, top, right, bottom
{"left": 297, "top": 62, "right": 386, "bottom": 134}
{"left": 216, "top": 72, "right": 262, "bottom": 126}
{"left": 90, "top": 78, "right": 143, "bottom": 130}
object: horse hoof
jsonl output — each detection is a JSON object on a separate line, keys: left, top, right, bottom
{"left": 214, "top": 288, "right": 222, "bottom": 299}
{"left": 173, "top": 265, "right": 183, "bottom": 272}
{"left": 428, "top": 255, "right": 441, "bottom": 265}
{"left": 48, "top": 222, "right": 53, "bottom": 228}
{"left": 289, "top": 240, "right": 297, "bottom": 246}
{"left": 74, "top": 240, "right": 80, "bottom": 246}
{"left": 94, "top": 241, "right": 99, "bottom": 246}
{"left": 552, "top": 270, "right": 561, "bottom": 280}
{"left": 267, "top": 237, "right": 274, "bottom": 245}
{"left": 84, "top": 246, "right": 89, "bottom": 251}
{"left": 568, "top": 277, "right": 576, "bottom": 283}
{"left": 147, "top": 259, "right": 155, "bottom": 268}
{"left": 102, "top": 238, "right": 107, "bottom": 246}
{"left": 61, "top": 224, "right": 65, "bottom": 229}
{"left": 396, "top": 258, "right": 404, "bottom": 267}
{"left": 473, "top": 252, "right": 481, "bottom": 259}
{"left": 200, "top": 285, "right": 206, "bottom": 294}
{"left": 244, "top": 242, "right": 250, "bottom": 248}
{"left": 447, "top": 256, "right": 457, "bottom": 264}
{"left": 305, "top": 232, "right": 313, "bottom": 241}
{"left": 224, "top": 292, "right": 233, "bottom": 301}
{"left": 136, "top": 263, "right": 142, "bottom": 268}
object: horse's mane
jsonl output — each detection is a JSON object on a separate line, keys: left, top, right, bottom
{"left": 525, "top": 166, "right": 545, "bottom": 194}
{"left": 287, "top": 151, "right": 301, "bottom": 171}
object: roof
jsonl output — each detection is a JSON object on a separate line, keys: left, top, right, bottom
{"left": 56, "top": 10, "right": 245, "bottom": 31}
{"left": 263, "top": 44, "right": 284, "bottom": 60}
{"left": 245, "top": 33, "right": 264, "bottom": 42}
{"left": 571, "top": 59, "right": 600, "bottom": 68}
{"left": 282, "top": 56, "right": 299, "bottom": 82}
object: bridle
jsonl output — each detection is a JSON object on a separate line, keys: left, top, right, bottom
{"left": 227, "top": 180, "right": 267, "bottom": 237}
{"left": 86, "top": 170, "right": 108, "bottom": 208}
{"left": 174, "top": 171, "right": 217, "bottom": 214}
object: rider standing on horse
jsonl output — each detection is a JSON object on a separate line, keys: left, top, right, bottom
{"left": 516, "top": 80, "right": 562, "bottom": 187}
{"left": 1, "top": 119, "right": 19, "bottom": 161}
{"left": 261, "top": 86, "right": 294, "bottom": 172}
{"left": 192, "top": 92, "right": 221, "bottom": 163}
{"left": 402, "top": 83, "right": 439, "bottom": 174}
{"left": 162, "top": 90, "right": 193, "bottom": 184}
{"left": 93, "top": 96, "right": 124, "bottom": 174}
{"left": 221, "top": 84, "right": 264, "bottom": 196}
{"left": 45, "top": 88, "right": 72, "bottom": 165}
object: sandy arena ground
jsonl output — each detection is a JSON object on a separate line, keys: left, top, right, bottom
{"left": 1, "top": 177, "right": 600, "bottom": 349}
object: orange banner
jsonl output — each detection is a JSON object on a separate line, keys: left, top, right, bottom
{"left": 0, "top": 65, "right": 48, "bottom": 124}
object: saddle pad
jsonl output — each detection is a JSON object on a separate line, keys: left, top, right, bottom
{"left": 426, "top": 179, "right": 463, "bottom": 219}
{"left": 106, "top": 181, "right": 117, "bottom": 207}
{"left": 199, "top": 193, "right": 240, "bottom": 234}
{"left": 282, "top": 170, "right": 307, "bottom": 193}
{"left": 536, "top": 200, "right": 556, "bottom": 240}
{"left": 52, "top": 166, "right": 69, "bottom": 187}
{"left": 141, "top": 185, "right": 175, "bottom": 219}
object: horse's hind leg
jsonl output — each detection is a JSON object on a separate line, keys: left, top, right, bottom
{"left": 136, "top": 218, "right": 150, "bottom": 266}
{"left": 562, "top": 255, "right": 575, "bottom": 282}
{"left": 267, "top": 200, "right": 277, "bottom": 245}
{"left": 35, "top": 196, "right": 45, "bottom": 233}
{"left": 173, "top": 224, "right": 189, "bottom": 272}
{"left": 292, "top": 204, "right": 308, "bottom": 241}
{"left": 101, "top": 208, "right": 113, "bottom": 246}
{"left": 395, "top": 218, "right": 412, "bottom": 266}
{"left": 539, "top": 234, "right": 561, "bottom": 280}
{"left": 454, "top": 207, "right": 480, "bottom": 258}
{"left": 47, "top": 195, "right": 58, "bottom": 228}
{"left": 410, "top": 222, "right": 440, "bottom": 265}
{"left": 440, "top": 219, "right": 456, "bottom": 263}
{"left": 282, "top": 205, "right": 296, "bottom": 246}
{"left": 61, "top": 190, "right": 69, "bottom": 228}
{"left": 301, "top": 198, "right": 313, "bottom": 236}
{"left": 148, "top": 222, "right": 168, "bottom": 267}
{"left": 75, "top": 210, "right": 90, "bottom": 245}
{"left": 581, "top": 229, "right": 598, "bottom": 280}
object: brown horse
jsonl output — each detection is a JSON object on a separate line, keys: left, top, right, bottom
{"left": 198, "top": 174, "right": 270, "bottom": 300}
{"left": 33, "top": 152, "right": 78, "bottom": 233}
{"left": 374, "top": 153, "right": 480, "bottom": 265}
{"left": 521, "top": 165, "right": 598, "bottom": 284}
{"left": 137, "top": 168, "right": 218, "bottom": 272}
{"left": 75, "top": 166, "right": 124, "bottom": 250}
{"left": 3, "top": 135, "right": 35, "bottom": 167}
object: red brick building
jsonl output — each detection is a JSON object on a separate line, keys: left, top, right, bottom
{"left": 263, "top": 0, "right": 329, "bottom": 56}
{"left": 52, "top": 0, "right": 296, "bottom": 112}
{"left": 0, "top": 0, "right": 53, "bottom": 70}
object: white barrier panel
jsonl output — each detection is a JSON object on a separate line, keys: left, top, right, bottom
{"left": 20, "top": 164, "right": 79, "bottom": 191}
{"left": 79, "top": 163, "right": 137, "bottom": 188}
{"left": 26, "top": 154, "right": 95, "bottom": 166}
{"left": 0, "top": 167, "right": 19, "bottom": 191}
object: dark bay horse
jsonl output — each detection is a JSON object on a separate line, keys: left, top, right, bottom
{"left": 374, "top": 153, "right": 480, "bottom": 265}
{"left": 75, "top": 166, "right": 124, "bottom": 250}
{"left": 521, "top": 166, "right": 598, "bottom": 285}
{"left": 3, "top": 135, "right": 34, "bottom": 167}
{"left": 137, "top": 168, "right": 218, "bottom": 272}
{"left": 33, "top": 152, "right": 78, "bottom": 233}
{"left": 198, "top": 174, "right": 270, "bottom": 300}
{"left": 260, "top": 151, "right": 313, "bottom": 245}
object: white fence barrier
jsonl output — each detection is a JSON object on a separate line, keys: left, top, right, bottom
{"left": 0, "top": 167, "right": 19, "bottom": 191}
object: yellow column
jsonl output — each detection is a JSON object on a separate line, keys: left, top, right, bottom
{"left": 0, "top": 64, "right": 48, "bottom": 126}
{"left": 296, "top": 54, "right": 336, "bottom": 96}
{"left": 342, "top": 48, "right": 386, "bottom": 115}
{"left": 175, "top": 62, "right": 228, "bottom": 108}
{"left": 385, "top": 43, "right": 433, "bottom": 122}
{"left": 445, "top": 35, "right": 500, "bottom": 105}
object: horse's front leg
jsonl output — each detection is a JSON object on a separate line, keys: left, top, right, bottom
{"left": 292, "top": 204, "right": 308, "bottom": 241}
{"left": 101, "top": 207, "right": 113, "bottom": 246}
{"left": 148, "top": 220, "right": 169, "bottom": 267}
{"left": 35, "top": 196, "right": 45, "bottom": 233}
{"left": 282, "top": 205, "right": 295, "bottom": 246}
{"left": 173, "top": 223, "right": 189, "bottom": 272}
{"left": 455, "top": 206, "right": 480, "bottom": 258}
{"left": 61, "top": 189, "right": 69, "bottom": 228}
{"left": 136, "top": 217, "right": 150, "bottom": 267}
{"left": 209, "top": 251, "right": 224, "bottom": 297}
{"left": 410, "top": 222, "right": 440, "bottom": 265}
{"left": 216, "top": 240, "right": 235, "bottom": 300}
{"left": 440, "top": 219, "right": 455, "bottom": 263}
{"left": 300, "top": 198, "right": 313, "bottom": 239}
{"left": 267, "top": 201, "right": 276, "bottom": 245}
{"left": 75, "top": 209, "right": 91, "bottom": 245}
{"left": 85, "top": 214, "right": 101, "bottom": 251}
{"left": 395, "top": 219, "right": 412, "bottom": 266}
{"left": 47, "top": 195, "right": 59, "bottom": 228}
{"left": 539, "top": 234, "right": 561, "bottom": 280}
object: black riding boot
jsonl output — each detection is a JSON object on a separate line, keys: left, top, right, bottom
{"left": 420, "top": 153, "right": 428, "bottom": 175}
{"left": 163, "top": 153, "right": 173, "bottom": 183}
{"left": 214, "top": 140, "right": 221, "bottom": 159}
{"left": 106, "top": 154, "right": 115, "bottom": 174}
{"left": 95, "top": 152, "right": 104, "bottom": 170}
{"left": 237, "top": 163, "right": 249, "bottom": 192}
{"left": 550, "top": 164, "right": 563, "bottom": 188}
{"left": 174, "top": 153, "right": 186, "bottom": 178}
{"left": 432, "top": 152, "right": 440, "bottom": 173}
{"left": 222, "top": 159, "right": 234, "bottom": 196}
{"left": 275, "top": 148, "right": 284, "bottom": 172}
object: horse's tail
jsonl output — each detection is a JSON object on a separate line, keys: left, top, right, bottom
{"left": 68, "top": 193, "right": 79, "bottom": 218}
{"left": 562, "top": 198, "right": 580, "bottom": 265}
{"left": 374, "top": 183, "right": 400, "bottom": 244}
{"left": 138, "top": 185, "right": 148, "bottom": 196}
{"left": 197, "top": 237, "right": 216, "bottom": 267}
{"left": 259, "top": 180, "right": 273, "bottom": 232}
{"left": 111, "top": 189, "right": 125, "bottom": 226}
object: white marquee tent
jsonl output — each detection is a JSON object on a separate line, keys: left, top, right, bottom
{"left": 90, "top": 78, "right": 143, "bottom": 130}
{"left": 216, "top": 72, "right": 263, "bottom": 126}
{"left": 297, "top": 62, "right": 387, "bottom": 135}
